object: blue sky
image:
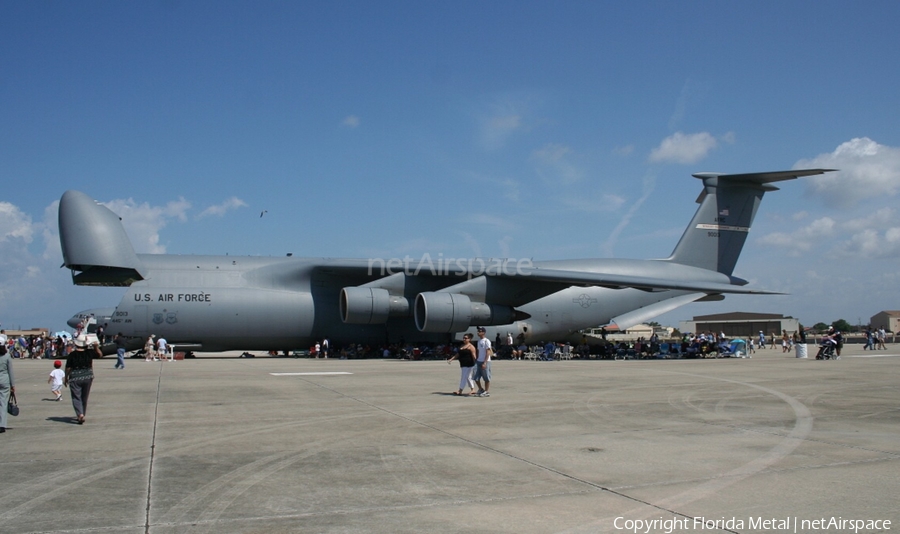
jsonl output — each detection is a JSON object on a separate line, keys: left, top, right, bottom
{"left": 2, "top": 1, "right": 900, "bottom": 333}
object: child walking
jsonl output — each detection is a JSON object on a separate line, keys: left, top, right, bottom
{"left": 49, "top": 360, "right": 65, "bottom": 401}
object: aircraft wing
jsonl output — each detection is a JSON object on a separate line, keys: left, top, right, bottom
{"left": 316, "top": 259, "right": 779, "bottom": 296}
{"left": 506, "top": 267, "right": 782, "bottom": 295}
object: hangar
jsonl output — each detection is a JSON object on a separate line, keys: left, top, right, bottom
{"left": 679, "top": 312, "right": 800, "bottom": 338}
{"left": 869, "top": 310, "right": 900, "bottom": 333}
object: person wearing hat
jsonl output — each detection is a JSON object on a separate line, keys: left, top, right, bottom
{"left": 65, "top": 335, "right": 101, "bottom": 425}
{"left": 0, "top": 344, "right": 14, "bottom": 433}
{"left": 48, "top": 360, "right": 65, "bottom": 401}
{"left": 473, "top": 327, "right": 493, "bottom": 397}
{"left": 832, "top": 326, "right": 844, "bottom": 358}
{"left": 144, "top": 335, "right": 157, "bottom": 362}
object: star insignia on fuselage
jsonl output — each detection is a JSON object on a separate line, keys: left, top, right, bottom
{"left": 573, "top": 294, "right": 598, "bottom": 308}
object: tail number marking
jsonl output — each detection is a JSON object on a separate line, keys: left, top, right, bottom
{"left": 696, "top": 223, "right": 750, "bottom": 233}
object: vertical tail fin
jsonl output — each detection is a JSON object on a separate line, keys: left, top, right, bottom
{"left": 666, "top": 169, "right": 835, "bottom": 275}
{"left": 59, "top": 190, "right": 145, "bottom": 286}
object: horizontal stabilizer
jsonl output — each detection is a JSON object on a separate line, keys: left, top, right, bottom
{"left": 607, "top": 293, "right": 706, "bottom": 331}
{"left": 692, "top": 168, "right": 836, "bottom": 187}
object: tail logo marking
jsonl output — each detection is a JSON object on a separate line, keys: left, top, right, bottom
{"left": 573, "top": 294, "right": 598, "bottom": 308}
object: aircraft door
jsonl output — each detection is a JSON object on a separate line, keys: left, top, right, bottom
{"left": 132, "top": 305, "right": 148, "bottom": 336}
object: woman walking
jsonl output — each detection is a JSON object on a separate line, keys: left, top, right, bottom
{"left": 65, "top": 335, "right": 101, "bottom": 424}
{"left": 447, "top": 333, "right": 478, "bottom": 396}
{"left": 0, "top": 345, "right": 15, "bottom": 433}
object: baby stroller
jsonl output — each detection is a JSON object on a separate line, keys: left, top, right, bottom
{"left": 815, "top": 339, "right": 838, "bottom": 360}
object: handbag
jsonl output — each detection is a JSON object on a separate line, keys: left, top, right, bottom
{"left": 7, "top": 392, "right": 19, "bottom": 417}
{"left": 69, "top": 367, "right": 94, "bottom": 382}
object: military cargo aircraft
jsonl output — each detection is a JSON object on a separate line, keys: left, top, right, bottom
{"left": 60, "top": 169, "right": 833, "bottom": 352}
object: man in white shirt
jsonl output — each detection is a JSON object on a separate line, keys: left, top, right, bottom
{"left": 473, "top": 326, "right": 493, "bottom": 397}
{"left": 157, "top": 337, "right": 169, "bottom": 361}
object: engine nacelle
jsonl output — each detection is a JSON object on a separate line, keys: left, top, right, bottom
{"left": 414, "top": 292, "right": 517, "bottom": 333}
{"left": 341, "top": 287, "right": 409, "bottom": 324}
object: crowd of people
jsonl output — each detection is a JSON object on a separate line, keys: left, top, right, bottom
{"left": 863, "top": 326, "right": 888, "bottom": 351}
{"left": 0, "top": 330, "right": 75, "bottom": 360}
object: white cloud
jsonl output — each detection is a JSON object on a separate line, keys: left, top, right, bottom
{"left": 839, "top": 223, "right": 900, "bottom": 259}
{"left": 480, "top": 114, "right": 522, "bottom": 150}
{"left": 602, "top": 171, "right": 657, "bottom": 256}
{"left": 558, "top": 192, "right": 626, "bottom": 213}
{"left": 498, "top": 235, "right": 513, "bottom": 258}
{"left": 842, "top": 207, "right": 894, "bottom": 233}
{"left": 757, "top": 208, "right": 900, "bottom": 259}
{"left": 41, "top": 200, "right": 61, "bottom": 260}
{"left": 532, "top": 143, "right": 570, "bottom": 163}
{"left": 531, "top": 143, "right": 583, "bottom": 185}
{"left": 197, "top": 197, "right": 248, "bottom": 219}
{"left": 649, "top": 131, "right": 719, "bottom": 164}
{"left": 463, "top": 213, "right": 518, "bottom": 233}
{"left": 757, "top": 217, "right": 836, "bottom": 254}
{"left": 795, "top": 137, "right": 900, "bottom": 206}
{"left": 102, "top": 197, "right": 192, "bottom": 254}
{"left": 614, "top": 144, "right": 635, "bottom": 157}
{"left": 0, "top": 202, "right": 34, "bottom": 243}
{"left": 341, "top": 115, "right": 360, "bottom": 128}
{"left": 474, "top": 93, "right": 535, "bottom": 151}
{"left": 0, "top": 200, "right": 70, "bottom": 327}
{"left": 466, "top": 172, "right": 523, "bottom": 204}
{"left": 460, "top": 232, "right": 482, "bottom": 258}
{"left": 752, "top": 139, "right": 900, "bottom": 266}
{"left": 500, "top": 178, "right": 520, "bottom": 203}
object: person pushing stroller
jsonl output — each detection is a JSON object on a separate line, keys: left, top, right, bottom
{"left": 816, "top": 326, "right": 842, "bottom": 360}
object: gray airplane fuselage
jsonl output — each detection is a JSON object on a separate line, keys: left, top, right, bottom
{"left": 60, "top": 168, "right": 834, "bottom": 352}
{"left": 99, "top": 256, "right": 710, "bottom": 351}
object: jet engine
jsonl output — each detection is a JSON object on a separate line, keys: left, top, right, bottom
{"left": 340, "top": 287, "right": 409, "bottom": 324}
{"left": 414, "top": 292, "right": 517, "bottom": 333}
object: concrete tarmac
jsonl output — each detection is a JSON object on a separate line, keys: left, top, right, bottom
{"left": 1, "top": 344, "right": 898, "bottom": 533}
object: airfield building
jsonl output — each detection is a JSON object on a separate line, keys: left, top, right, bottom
{"left": 679, "top": 312, "right": 800, "bottom": 338}
{"left": 869, "top": 311, "right": 900, "bottom": 333}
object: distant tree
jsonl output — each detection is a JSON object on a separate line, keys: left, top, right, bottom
{"left": 833, "top": 319, "right": 853, "bottom": 332}
{"left": 813, "top": 322, "right": 829, "bottom": 333}
{"left": 648, "top": 321, "right": 660, "bottom": 327}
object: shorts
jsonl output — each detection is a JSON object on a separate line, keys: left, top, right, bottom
{"left": 473, "top": 361, "right": 491, "bottom": 382}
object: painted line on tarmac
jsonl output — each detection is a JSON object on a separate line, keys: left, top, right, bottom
{"left": 270, "top": 372, "right": 353, "bottom": 376}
